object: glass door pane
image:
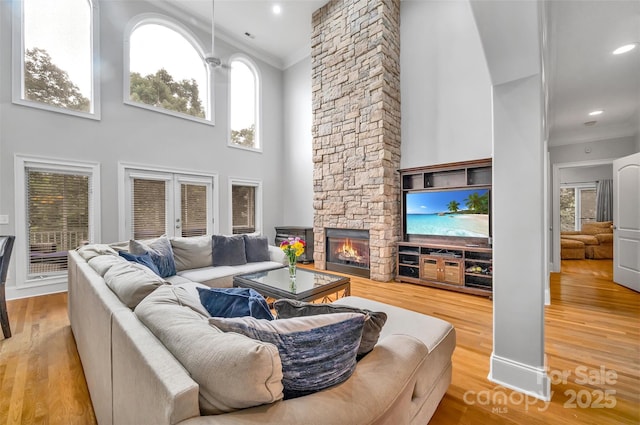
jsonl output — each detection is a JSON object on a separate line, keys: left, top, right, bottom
{"left": 180, "top": 183, "right": 208, "bottom": 237}
{"left": 132, "top": 178, "right": 167, "bottom": 239}
{"left": 579, "top": 188, "right": 596, "bottom": 228}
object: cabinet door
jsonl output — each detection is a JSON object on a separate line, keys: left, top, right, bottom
{"left": 443, "top": 260, "right": 463, "bottom": 285}
{"left": 421, "top": 257, "right": 439, "bottom": 280}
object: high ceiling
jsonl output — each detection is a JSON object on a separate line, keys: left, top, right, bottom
{"left": 546, "top": 1, "right": 640, "bottom": 146}
{"left": 163, "top": 0, "right": 640, "bottom": 148}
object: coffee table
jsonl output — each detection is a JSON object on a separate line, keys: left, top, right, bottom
{"left": 233, "top": 267, "right": 350, "bottom": 303}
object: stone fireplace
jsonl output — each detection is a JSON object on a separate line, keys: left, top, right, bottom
{"left": 325, "top": 228, "right": 370, "bottom": 277}
{"left": 311, "top": 0, "right": 401, "bottom": 282}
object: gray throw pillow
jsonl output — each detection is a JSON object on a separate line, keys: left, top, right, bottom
{"left": 273, "top": 299, "right": 387, "bottom": 357}
{"left": 243, "top": 235, "right": 270, "bottom": 263}
{"left": 212, "top": 235, "right": 247, "bottom": 266}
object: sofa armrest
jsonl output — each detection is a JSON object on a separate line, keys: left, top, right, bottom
{"left": 595, "top": 233, "right": 613, "bottom": 244}
{"left": 178, "top": 334, "right": 434, "bottom": 425}
{"left": 268, "top": 245, "right": 287, "bottom": 265}
{"left": 560, "top": 231, "right": 581, "bottom": 235}
{"left": 112, "top": 310, "right": 201, "bottom": 425}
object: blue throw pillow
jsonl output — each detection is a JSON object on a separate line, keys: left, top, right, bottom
{"left": 130, "top": 236, "right": 177, "bottom": 278}
{"left": 118, "top": 251, "right": 161, "bottom": 276}
{"left": 209, "top": 313, "right": 365, "bottom": 399}
{"left": 197, "top": 287, "right": 274, "bottom": 320}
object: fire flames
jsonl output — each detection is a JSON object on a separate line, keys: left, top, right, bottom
{"left": 336, "top": 238, "right": 365, "bottom": 263}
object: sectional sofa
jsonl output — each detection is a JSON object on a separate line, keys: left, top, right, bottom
{"left": 560, "top": 221, "right": 614, "bottom": 259}
{"left": 68, "top": 235, "right": 456, "bottom": 425}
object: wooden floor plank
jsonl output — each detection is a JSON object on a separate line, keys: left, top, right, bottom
{"left": 0, "top": 259, "right": 637, "bottom": 424}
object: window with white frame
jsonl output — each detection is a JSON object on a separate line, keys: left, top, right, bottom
{"left": 560, "top": 184, "right": 597, "bottom": 232}
{"left": 230, "top": 179, "right": 262, "bottom": 234}
{"left": 13, "top": 0, "right": 100, "bottom": 118}
{"left": 125, "top": 18, "right": 210, "bottom": 122}
{"left": 229, "top": 57, "right": 260, "bottom": 150}
{"left": 122, "top": 167, "right": 216, "bottom": 240}
{"left": 15, "top": 156, "right": 100, "bottom": 285}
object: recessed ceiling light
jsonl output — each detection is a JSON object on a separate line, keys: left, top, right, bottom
{"left": 612, "top": 43, "right": 637, "bottom": 55}
{"left": 588, "top": 109, "right": 604, "bottom": 116}
{"left": 272, "top": 4, "right": 282, "bottom": 15}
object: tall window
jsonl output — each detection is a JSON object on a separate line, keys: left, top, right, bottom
{"left": 230, "top": 179, "right": 262, "bottom": 234}
{"left": 122, "top": 167, "right": 216, "bottom": 240}
{"left": 560, "top": 185, "right": 597, "bottom": 231}
{"left": 15, "top": 0, "right": 99, "bottom": 118}
{"left": 15, "top": 157, "right": 100, "bottom": 285}
{"left": 126, "top": 19, "right": 209, "bottom": 121}
{"left": 229, "top": 57, "right": 260, "bottom": 150}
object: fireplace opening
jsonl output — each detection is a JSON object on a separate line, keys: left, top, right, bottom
{"left": 326, "top": 228, "right": 370, "bottom": 278}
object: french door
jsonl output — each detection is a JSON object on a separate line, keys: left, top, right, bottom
{"left": 123, "top": 169, "right": 215, "bottom": 240}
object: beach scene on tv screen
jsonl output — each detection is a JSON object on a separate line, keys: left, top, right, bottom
{"left": 406, "top": 189, "right": 489, "bottom": 237}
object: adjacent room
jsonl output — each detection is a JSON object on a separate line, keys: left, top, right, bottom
{"left": 1, "top": 0, "right": 638, "bottom": 424}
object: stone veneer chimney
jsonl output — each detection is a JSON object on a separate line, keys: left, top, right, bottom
{"left": 311, "top": 0, "right": 401, "bottom": 282}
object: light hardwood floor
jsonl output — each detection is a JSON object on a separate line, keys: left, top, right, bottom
{"left": 0, "top": 260, "right": 638, "bottom": 424}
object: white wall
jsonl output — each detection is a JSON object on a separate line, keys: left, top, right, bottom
{"left": 400, "top": 0, "right": 492, "bottom": 168}
{"left": 282, "top": 57, "right": 313, "bottom": 227}
{"left": 0, "top": 1, "right": 285, "bottom": 298}
{"left": 549, "top": 136, "right": 637, "bottom": 165}
{"left": 558, "top": 164, "right": 612, "bottom": 184}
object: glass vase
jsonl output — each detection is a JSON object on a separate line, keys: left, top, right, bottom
{"left": 288, "top": 261, "right": 297, "bottom": 279}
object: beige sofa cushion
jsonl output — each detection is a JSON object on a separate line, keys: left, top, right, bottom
{"left": 104, "top": 261, "right": 167, "bottom": 308}
{"left": 170, "top": 235, "right": 213, "bottom": 272}
{"left": 77, "top": 244, "right": 119, "bottom": 261}
{"left": 88, "top": 254, "right": 127, "bottom": 276}
{"left": 582, "top": 221, "right": 613, "bottom": 235}
{"left": 134, "top": 285, "right": 284, "bottom": 414}
{"left": 595, "top": 233, "right": 613, "bottom": 244}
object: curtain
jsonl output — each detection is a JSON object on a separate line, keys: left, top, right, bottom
{"left": 595, "top": 179, "right": 613, "bottom": 222}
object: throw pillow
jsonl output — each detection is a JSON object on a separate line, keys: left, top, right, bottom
{"left": 119, "top": 250, "right": 161, "bottom": 276}
{"left": 243, "top": 235, "right": 270, "bottom": 263}
{"left": 273, "top": 299, "right": 388, "bottom": 357}
{"left": 129, "top": 236, "right": 177, "bottom": 278}
{"left": 197, "top": 287, "right": 274, "bottom": 320}
{"left": 209, "top": 313, "right": 365, "bottom": 399}
{"left": 170, "top": 235, "right": 212, "bottom": 272}
{"left": 211, "top": 235, "right": 247, "bottom": 266}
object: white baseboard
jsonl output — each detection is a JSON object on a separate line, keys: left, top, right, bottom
{"left": 489, "top": 353, "right": 551, "bottom": 401}
{"left": 6, "top": 282, "right": 68, "bottom": 300}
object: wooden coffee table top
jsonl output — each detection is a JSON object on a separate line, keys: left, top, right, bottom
{"left": 233, "top": 267, "right": 350, "bottom": 302}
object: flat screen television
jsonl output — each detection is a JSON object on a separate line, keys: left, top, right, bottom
{"left": 405, "top": 188, "right": 491, "bottom": 239}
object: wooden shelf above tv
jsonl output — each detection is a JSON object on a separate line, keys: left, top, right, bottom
{"left": 398, "top": 158, "right": 493, "bottom": 297}
{"left": 401, "top": 158, "right": 492, "bottom": 191}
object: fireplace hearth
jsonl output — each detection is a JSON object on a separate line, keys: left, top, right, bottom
{"left": 326, "top": 228, "right": 370, "bottom": 278}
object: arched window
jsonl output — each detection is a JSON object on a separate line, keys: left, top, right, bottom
{"left": 14, "top": 0, "right": 99, "bottom": 118}
{"left": 229, "top": 57, "right": 260, "bottom": 150}
{"left": 125, "top": 18, "right": 210, "bottom": 122}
